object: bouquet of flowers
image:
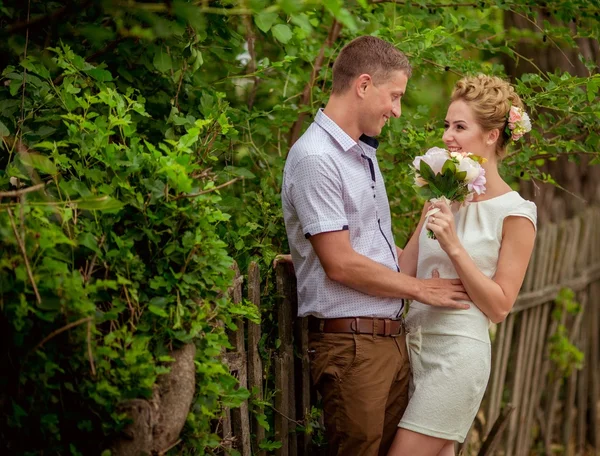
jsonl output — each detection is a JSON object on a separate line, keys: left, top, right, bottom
{"left": 411, "top": 147, "right": 487, "bottom": 239}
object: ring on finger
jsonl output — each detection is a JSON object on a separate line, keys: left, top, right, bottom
{"left": 431, "top": 216, "right": 436, "bottom": 223}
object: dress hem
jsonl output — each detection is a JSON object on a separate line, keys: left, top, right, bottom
{"left": 397, "top": 420, "right": 465, "bottom": 443}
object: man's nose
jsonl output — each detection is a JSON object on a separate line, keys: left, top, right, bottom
{"left": 392, "top": 104, "right": 401, "bottom": 118}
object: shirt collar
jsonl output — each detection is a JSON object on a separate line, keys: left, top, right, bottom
{"left": 314, "top": 109, "right": 379, "bottom": 153}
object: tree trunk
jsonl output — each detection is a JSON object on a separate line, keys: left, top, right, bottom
{"left": 111, "top": 343, "right": 196, "bottom": 456}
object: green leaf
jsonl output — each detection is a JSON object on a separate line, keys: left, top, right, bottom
{"left": 272, "top": 24, "right": 293, "bottom": 44}
{"left": 322, "top": 0, "right": 357, "bottom": 30}
{"left": 259, "top": 439, "right": 283, "bottom": 450}
{"left": 290, "top": 13, "right": 313, "bottom": 33}
{"left": 20, "top": 153, "right": 57, "bottom": 175}
{"left": 153, "top": 48, "right": 173, "bottom": 73}
{"left": 255, "top": 412, "right": 270, "bottom": 431}
{"left": 78, "top": 232, "right": 101, "bottom": 254}
{"left": 419, "top": 161, "right": 436, "bottom": 182}
{"left": 441, "top": 159, "right": 456, "bottom": 175}
{"left": 586, "top": 78, "right": 599, "bottom": 103}
{"left": 31, "top": 140, "right": 67, "bottom": 151}
{"left": 21, "top": 57, "right": 50, "bottom": 79}
{"left": 85, "top": 68, "right": 113, "bottom": 82}
{"left": 254, "top": 11, "right": 278, "bottom": 33}
{"left": 224, "top": 166, "right": 255, "bottom": 179}
{"left": 190, "top": 48, "right": 203, "bottom": 73}
{"left": 0, "top": 120, "right": 9, "bottom": 137}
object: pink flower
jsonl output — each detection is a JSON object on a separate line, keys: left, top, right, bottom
{"left": 467, "top": 166, "right": 487, "bottom": 195}
{"left": 512, "top": 132, "right": 524, "bottom": 141}
{"left": 508, "top": 106, "right": 522, "bottom": 124}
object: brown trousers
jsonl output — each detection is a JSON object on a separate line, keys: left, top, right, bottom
{"left": 308, "top": 331, "right": 410, "bottom": 456}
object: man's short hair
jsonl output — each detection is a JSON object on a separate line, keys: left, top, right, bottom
{"left": 332, "top": 36, "right": 412, "bottom": 94}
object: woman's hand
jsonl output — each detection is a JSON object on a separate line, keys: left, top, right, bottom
{"left": 426, "top": 201, "right": 462, "bottom": 257}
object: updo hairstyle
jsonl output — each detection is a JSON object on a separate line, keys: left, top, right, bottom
{"left": 451, "top": 74, "right": 524, "bottom": 158}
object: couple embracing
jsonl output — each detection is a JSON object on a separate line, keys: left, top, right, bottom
{"left": 281, "top": 36, "right": 537, "bottom": 456}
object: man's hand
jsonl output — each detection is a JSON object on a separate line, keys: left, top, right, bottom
{"left": 418, "top": 269, "right": 470, "bottom": 310}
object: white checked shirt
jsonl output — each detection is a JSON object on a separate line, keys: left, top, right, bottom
{"left": 282, "top": 109, "right": 404, "bottom": 319}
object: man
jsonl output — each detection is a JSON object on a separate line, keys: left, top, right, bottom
{"left": 281, "top": 36, "right": 469, "bottom": 456}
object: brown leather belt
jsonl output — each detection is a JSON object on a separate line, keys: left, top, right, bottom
{"left": 307, "top": 316, "right": 405, "bottom": 337}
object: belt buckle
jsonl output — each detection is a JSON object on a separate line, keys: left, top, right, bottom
{"left": 350, "top": 317, "right": 360, "bottom": 334}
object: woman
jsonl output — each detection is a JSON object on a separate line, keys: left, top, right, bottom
{"left": 387, "top": 75, "right": 537, "bottom": 456}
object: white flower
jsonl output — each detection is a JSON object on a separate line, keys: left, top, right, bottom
{"left": 413, "top": 147, "right": 449, "bottom": 174}
{"left": 457, "top": 157, "right": 480, "bottom": 182}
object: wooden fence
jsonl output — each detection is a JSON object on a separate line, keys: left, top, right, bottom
{"left": 218, "top": 206, "right": 600, "bottom": 456}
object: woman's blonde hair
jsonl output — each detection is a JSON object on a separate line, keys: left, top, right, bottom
{"left": 451, "top": 74, "right": 524, "bottom": 158}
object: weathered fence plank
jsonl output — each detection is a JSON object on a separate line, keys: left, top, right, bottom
{"left": 229, "top": 263, "right": 251, "bottom": 456}
{"left": 247, "top": 261, "right": 265, "bottom": 456}
{"left": 275, "top": 263, "right": 295, "bottom": 456}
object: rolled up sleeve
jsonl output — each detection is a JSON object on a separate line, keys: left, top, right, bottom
{"left": 287, "top": 155, "right": 348, "bottom": 238}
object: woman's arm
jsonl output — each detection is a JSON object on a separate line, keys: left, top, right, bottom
{"left": 427, "top": 203, "right": 535, "bottom": 323}
{"left": 398, "top": 202, "right": 431, "bottom": 277}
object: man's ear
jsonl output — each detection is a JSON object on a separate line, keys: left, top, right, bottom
{"left": 487, "top": 128, "right": 500, "bottom": 145}
{"left": 355, "top": 74, "right": 372, "bottom": 99}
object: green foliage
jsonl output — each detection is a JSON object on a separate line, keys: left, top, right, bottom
{"left": 548, "top": 288, "right": 584, "bottom": 380}
{"left": 0, "top": 0, "right": 599, "bottom": 453}
{"left": 0, "top": 45, "right": 256, "bottom": 453}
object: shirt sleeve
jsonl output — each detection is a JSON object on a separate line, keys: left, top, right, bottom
{"left": 505, "top": 200, "right": 538, "bottom": 232}
{"left": 286, "top": 154, "right": 349, "bottom": 238}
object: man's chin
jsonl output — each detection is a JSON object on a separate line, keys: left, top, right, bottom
{"left": 364, "top": 127, "right": 382, "bottom": 138}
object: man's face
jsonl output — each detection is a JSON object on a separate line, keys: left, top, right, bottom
{"left": 359, "top": 70, "right": 408, "bottom": 137}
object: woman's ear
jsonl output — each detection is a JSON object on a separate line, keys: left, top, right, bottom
{"left": 487, "top": 128, "right": 500, "bottom": 145}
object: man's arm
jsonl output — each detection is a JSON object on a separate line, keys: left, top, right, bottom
{"left": 310, "top": 230, "right": 470, "bottom": 309}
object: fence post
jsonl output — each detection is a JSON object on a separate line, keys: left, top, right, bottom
{"left": 225, "top": 262, "right": 251, "bottom": 456}
{"left": 294, "top": 313, "right": 312, "bottom": 456}
{"left": 275, "top": 263, "right": 296, "bottom": 456}
{"left": 247, "top": 261, "right": 265, "bottom": 456}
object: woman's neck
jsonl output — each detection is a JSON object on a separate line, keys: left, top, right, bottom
{"left": 474, "top": 161, "right": 512, "bottom": 201}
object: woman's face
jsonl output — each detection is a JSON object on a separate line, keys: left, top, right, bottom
{"left": 442, "top": 99, "right": 496, "bottom": 158}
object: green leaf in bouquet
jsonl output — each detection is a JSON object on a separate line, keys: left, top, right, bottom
{"left": 456, "top": 171, "right": 467, "bottom": 181}
{"left": 419, "top": 161, "right": 436, "bottom": 182}
{"left": 441, "top": 159, "right": 456, "bottom": 175}
{"left": 427, "top": 180, "right": 443, "bottom": 198}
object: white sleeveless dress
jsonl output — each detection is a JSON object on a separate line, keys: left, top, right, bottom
{"left": 398, "top": 191, "right": 537, "bottom": 442}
